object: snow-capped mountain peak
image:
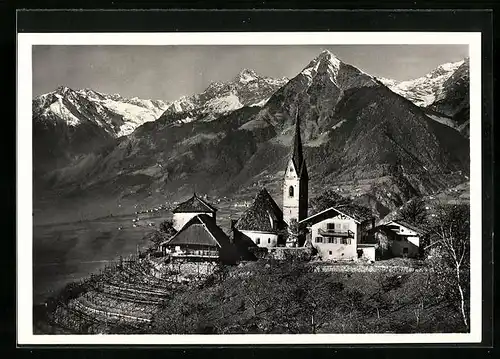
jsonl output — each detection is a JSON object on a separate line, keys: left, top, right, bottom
{"left": 158, "top": 68, "right": 289, "bottom": 124}
{"left": 33, "top": 87, "right": 170, "bottom": 137}
{"left": 428, "top": 60, "right": 464, "bottom": 78}
{"left": 378, "top": 59, "right": 466, "bottom": 107}
{"left": 378, "top": 58, "right": 470, "bottom": 137}
{"left": 236, "top": 68, "right": 259, "bottom": 83}
{"left": 55, "top": 85, "right": 72, "bottom": 95}
{"left": 300, "top": 50, "right": 377, "bottom": 91}
{"left": 302, "top": 50, "right": 341, "bottom": 79}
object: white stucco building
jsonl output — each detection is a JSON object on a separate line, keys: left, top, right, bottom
{"left": 383, "top": 220, "right": 422, "bottom": 258}
{"left": 300, "top": 206, "right": 374, "bottom": 261}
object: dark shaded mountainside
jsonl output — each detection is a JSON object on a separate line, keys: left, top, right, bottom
{"left": 33, "top": 50, "right": 469, "bottom": 224}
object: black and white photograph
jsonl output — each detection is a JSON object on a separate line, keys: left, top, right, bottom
{"left": 17, "top": 31, "right": 483, "bottom": 345}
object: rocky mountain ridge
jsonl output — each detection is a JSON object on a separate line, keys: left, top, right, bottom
{"left": 33, "top": 50, "right": 470, "bottom": 224}
{"left": 379, "top": 58, "right": 470, "bottom": 137}
{"left": 157, "top": 69, "right": 289, "bottom": 125}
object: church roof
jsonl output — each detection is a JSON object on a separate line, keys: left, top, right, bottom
{"left": 291, "top": 112, "right": 308, "bottom": 180}
{"left": 164, "top": 214, "right": 230, "bottom": 247}
{"left": 172, "top": 193, "right": 217, "bottom": 213}
{"left": 235, "top": 187, "right": 284, "bottom": 232}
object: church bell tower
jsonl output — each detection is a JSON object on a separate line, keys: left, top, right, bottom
{"left": 283, "top": 112, "right": 308, "bottom": 228}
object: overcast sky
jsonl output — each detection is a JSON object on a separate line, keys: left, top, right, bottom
{"left": 32, "top": 45, "right": 468, "bottom": 101}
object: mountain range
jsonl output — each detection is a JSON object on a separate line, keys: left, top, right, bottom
{"left": 33, "top": 50, "right": 470, "bottom": 224}
{"left": 379, "top": 58, "right": 470, "bottom": 137}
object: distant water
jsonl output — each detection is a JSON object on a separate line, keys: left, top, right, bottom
{"left": 32, "top": 213, "right": 168, "bottom": 304}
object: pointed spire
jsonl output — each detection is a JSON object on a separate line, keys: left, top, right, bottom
{"left": 291, "top": 111, "right": 308, "bottom": 180}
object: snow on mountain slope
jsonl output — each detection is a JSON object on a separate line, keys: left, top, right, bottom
{"left": 46, "top": 94, "right": 82, "bottom": 126}
{"left": 204, "top": 93, "right": 244, "bottom": 116}
{"left": 158, "top": 69, "right": 289, "bottom": 124}
{"left": 378, "top": 60, "right": 464, "bottom": 107}
{"left": 100, "top": 99, "right": 164, "bottom": 136}
{"left": 300, "top": 50, "right": 377, "bottom": 90}
{"left": 424, "top": 112, "right": 456, "bottom": 128}
{"left": 254, "top": 49, "right": 380, "bottom": 136}
{"left": 33, "top": 87, "right": 169, "bottom": 137}
{"left": 34, "top": 49, "right": 469, "bottom": 224}
{"left": 378, "top": 58, "right": 469, "bottom": 137}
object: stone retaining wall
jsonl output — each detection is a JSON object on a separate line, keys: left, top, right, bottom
{"left": 311, "top": 263, "right": 426, "bottom": 273}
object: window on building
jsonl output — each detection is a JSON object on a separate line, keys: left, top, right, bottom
{"left": 340, "top": 238, "right": 351, "bottom": 245}
{"left": 328, "top": 238, "right": 335, "bottom": 244}
{"left": 327, "top": 223, "right": 335, "bottom": 230}
{"left": 290, "top": 167, "right": 294, "bottom": 172}
{"left": 289, "top": 186, "right": 294, "bottom": 197}
{"left": 342, "top": 223, "right": 349, "bottom": 231}
{"left": 335, "top": 223, "right": 341, "bottom": 230}
{"left": 315, "top": 237, "right": 323, "bottom": 243}
{"left": 268, "top": 238, "right": 271, "bottom": 243}
{"left": 256, "top": 238, "right": 260, "bottom": 244}
{"left": 403, "top": 247, "right": 409, "bottom": 254}
{"left": 329, "top": 251, "right": 332, "bottom": 255}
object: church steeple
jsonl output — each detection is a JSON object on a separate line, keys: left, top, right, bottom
{"left": 291, "top": 111, "right": 308, "bottom": 180}
{"left": 282, "top": 112, "right": 309, "bottom": 234}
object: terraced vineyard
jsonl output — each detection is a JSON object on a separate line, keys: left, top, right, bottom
{"left": 35, "top": 255, "right": 221, "bottom": 334}
{"left": 45, "top": 258, "right": 178, "bottom": 333}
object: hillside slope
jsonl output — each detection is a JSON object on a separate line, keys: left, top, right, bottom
{"left": 34, "top": 51, "right": 469, "bottom": 223}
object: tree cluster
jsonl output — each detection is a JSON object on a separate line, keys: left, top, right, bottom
{"left": 309, "top": 188, "right": 372, "bottom": 220}
{"left": 146, "top": 220, "right": 177, "bottom": 250}
{"left": 151, "top": 258, "right": 467, "bottom": 334}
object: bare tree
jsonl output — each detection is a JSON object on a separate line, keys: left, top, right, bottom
{"left": 428, "top": 203, "right": 470, "bottom": 330}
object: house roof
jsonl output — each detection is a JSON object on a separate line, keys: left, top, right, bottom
{"left": 300, "top": 204, "right": 373, "bottom": 225}
{"left": 337, "top": 204, "right": 373, "bottom": 223}
{"left": 386, "top": 219, "right": 428, "bottom": 235}
{"left": 234, "top": 187, "right": 284, "bottom": 232}
{"left": 290, "top": 113, "right": 308, "bottom": 180}
{"left": 162, "top": 214, "right": 230, "bottom": 248}
{"left": 172, "top": 193, "right": 217, "bottom": 213}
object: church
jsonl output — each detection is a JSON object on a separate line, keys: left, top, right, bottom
{"left": 161, "top": 112, "right": 377, "bottom": 262}
{"left": 232, "top": 112, "right": 377, "bottom": 261}
{"left": 232, "top": 113, "right": 309, "bottom": 249}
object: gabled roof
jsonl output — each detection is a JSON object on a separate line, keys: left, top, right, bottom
{"left": 299, "top": 204, "right": 373, "bottom": 225}
{"left": 172, "top": 193, "right": 217, "bottom": 213}
{"left": 290, "top": 113, "right": 308, "bottom": 181}
{"left": 163, "top": 214, "right": 230, "bottom": 248}
{"left": 385, "top": 219, "right": 428, "bottom": 235}
{"left": 234, "top": 187, "right": 284, "bottom": 232}
{"left": 336, "top": 204, "right": 373, "bottom": 223}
